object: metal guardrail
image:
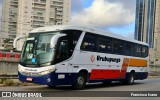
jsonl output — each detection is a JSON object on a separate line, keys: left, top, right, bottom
{"left": 0, "top": 51, "right": 20, "bottom": 62}
{"left": 0, "top": 58, "right": 19, "bottom": 63}
{"left": 0, "top": 75, "right": 18, "bottom": 79}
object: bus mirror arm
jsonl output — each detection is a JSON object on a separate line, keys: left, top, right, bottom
{"left": 50, "top": 34, "right": 66, "bottom": 48}
{"left": 13, "top": 35, "right": 27, "bottom": 50}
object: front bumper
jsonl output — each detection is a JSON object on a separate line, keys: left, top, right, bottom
{"left": 18, "top": 72, "right": 77, "bottom": 85}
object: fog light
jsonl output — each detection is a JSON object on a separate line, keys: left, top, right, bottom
{"left": 47, "top": 78, "right": 51, "bottom": 82}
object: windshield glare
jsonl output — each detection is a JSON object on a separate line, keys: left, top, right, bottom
{"left": 20, "top": 31, "right": 59, "bottom": 67}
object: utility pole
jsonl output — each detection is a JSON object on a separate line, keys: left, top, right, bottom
{"left": 154, "top": 38, "right": 157, "bottom": 66}
{"left": 54, "top": 8, "right": 57, "bottom": 25}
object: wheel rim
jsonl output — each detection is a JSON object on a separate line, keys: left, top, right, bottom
{"left": 130, "top": 75, "right": 134, "bottom": 83}
{"left": 78, "top": 77, "right": 84, "bottom": 85}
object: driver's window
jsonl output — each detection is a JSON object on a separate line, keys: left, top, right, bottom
{"left": 26, "top": 43, "right": 33, "bottom": 53}
{"left": 55, "top": 30, "right": 82, "bottom": 64}
{"left": 56, "top": 37, "right": 69, "bottom": 62}
{"left": 23, "top": 42, "right": 34, "bottom": 59}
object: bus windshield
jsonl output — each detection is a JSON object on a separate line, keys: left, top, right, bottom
{"left": 20, "top": 30, "right": 82, "bottom": 67}
{"left": 20, "top": 31, "right": 59, "bottom": 67}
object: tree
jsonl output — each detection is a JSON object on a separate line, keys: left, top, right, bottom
{"left": 3, "top": 38, "right": 13, "bottom": 50}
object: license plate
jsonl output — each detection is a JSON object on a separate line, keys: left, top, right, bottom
{"left": 26, "top": 78, "right": 33, "bottom": 81}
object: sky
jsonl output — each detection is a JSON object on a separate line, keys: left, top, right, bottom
{"left": 0, "top": 0, "right": 136, "bottom": 38}
{"left": 71, "top": 0, "right": 136, "bottom": 38}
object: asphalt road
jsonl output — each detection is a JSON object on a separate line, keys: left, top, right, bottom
{"left": 0, "top": 78, "right": 160, "bottom": 100}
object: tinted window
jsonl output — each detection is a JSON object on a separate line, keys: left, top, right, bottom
{"left": 142, "top": 46, "right": 148, "bottom": 57}
{"left": 135, "top": 44, "right": 142, "bottom": 57}
{"left": 56, "top": 37, "right": 69, "bottom": 61}
{"left": 55, "top": 30, "right": 82, "bottom": 64}
{"left": 124, "top": 42, "right": 135, "bottom": 56}
{"left": 81, "top": 33, "right": 97, "bottom": 52}
{"left": 61, "top": 30, "right": 82, "bottom": 52}
{"left": 22, "top": 41, "right": 35, "bottom": 59}
{"left": 113, "top": 39, "right": 124, "bottom": 55}
{"left": 98, "top": 37, "right": 112, "bottom": 53}
{"left": 80, "top": 32, "right": 148, "bottom": 58}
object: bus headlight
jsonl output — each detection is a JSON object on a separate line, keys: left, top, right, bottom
{"left": 39, "top": 70, "right": 49, "bottom": 75}
{"left": 39, "top": 69, "right": 55, "bottom": 75}
{"left": 40, "top": 62, "right": 51, "bottom": 67}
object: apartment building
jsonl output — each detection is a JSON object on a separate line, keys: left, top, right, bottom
{"left": 1, "top": 0, "right": 71, "bottom": 50}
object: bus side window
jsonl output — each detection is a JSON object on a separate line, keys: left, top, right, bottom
{"left": 98, "top": 37, "right": 112, "bottom": 53}
{"left": 112, "top": 39, "right": 124, "bottom": 55}
{"left": 124, "top": 42, "right": 134, "bottom": 56}
{"left": 142, "top": 46, "right": 148, "bottom": 57}
{"left": 61, "top": 30, "right": 82, "bottom": 56}
{"left": 98, "top": 39, "right": 106, "bottom": 53}
{"left": 56, "top": 37, "right": 69, "bottom": 62}
{"left": 81, "top": 33, "right": 97, "bottom": 52}
{"left": 135, "top": 44, "right": 142, "bottom": 57}
{"left": 55, "top": 30, "right": 82, "bottom": 64}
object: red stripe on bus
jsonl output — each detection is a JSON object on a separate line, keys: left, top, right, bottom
{"left": 120, "top": 58, "right": 129, "bottom": 78}
{"left": 90, "top": 69, "right": 121, "bottom": 80}
{"left": 90, "top": 58, "right": 130, "bottom": 80}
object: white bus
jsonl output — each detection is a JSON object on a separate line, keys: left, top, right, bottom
{"left": 14, "top": 25, "right": 149, "bottom": 89}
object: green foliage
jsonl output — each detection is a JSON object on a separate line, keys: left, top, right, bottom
{"left": 3, "top": 38, "right": 13, "bottom": 50}
{"left": 2, "top": 79, "right": 14, "bottom": 86}
{"left": 0, "top": 79, "right": 39, "bottom": 86}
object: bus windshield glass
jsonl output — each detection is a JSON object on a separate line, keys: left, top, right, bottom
{"left": 20, "top": 31, "right": 59, "bottom": 67}
{"left": 20, "top": 30, "right": 82, "bottom": 67}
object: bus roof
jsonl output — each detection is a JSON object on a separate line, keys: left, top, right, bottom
{"left": 30, "top": 25, "right": 148, "bottom": 46}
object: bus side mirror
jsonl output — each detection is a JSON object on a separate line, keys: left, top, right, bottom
{"left": 13, "top": 35, "right": 27, "bottom": 51}
{"left": 50, "top": 34, "right": 66, "bottom": 48}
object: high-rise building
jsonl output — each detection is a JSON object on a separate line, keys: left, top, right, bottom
{"left": 1, "top": 0, "right": 18, "bottom": 47}
{"left": 135, "top": 0, "right": 160, "bottom": 64}
{"left": 0, "top": 0, "right": 71, "bottom": 49}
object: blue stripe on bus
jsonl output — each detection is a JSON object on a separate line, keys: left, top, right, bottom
{"left": 18, "top": 72, "right": 78, "bottom": 85}
{"left": 18, "top": 72, "right": 148, "bottom": 86}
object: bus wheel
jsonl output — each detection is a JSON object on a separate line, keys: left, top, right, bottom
{"left": 73, "top": 73, "right": 87, "bottom": 90}
{"left": 125, "top": 72, "right": 135, "bottom": 85}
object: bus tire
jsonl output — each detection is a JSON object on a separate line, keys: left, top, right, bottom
{"left": 125, "top": 72, "right": 135, "bottom": 85}
{"left": 73, "top": 73, "right": 87, "bottom": 90}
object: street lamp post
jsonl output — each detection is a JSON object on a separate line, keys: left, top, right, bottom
{"left": 54, "top": 8, "right": 57, "bottom": 25}
{"left": 154, "top": 38, "right": 157, "bottom": 66}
